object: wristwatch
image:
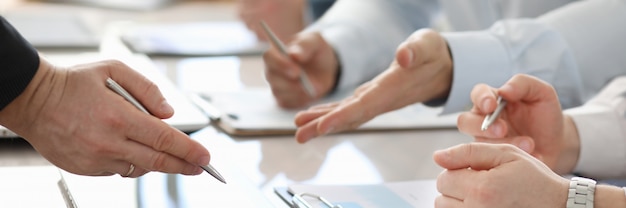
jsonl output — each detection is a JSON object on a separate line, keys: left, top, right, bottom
{"left": 567, "top": 177, "right": 596, "bottom": 208}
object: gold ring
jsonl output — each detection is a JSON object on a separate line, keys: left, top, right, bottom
{"left": 123, "top": 164, "right": 135, "bottom": 177}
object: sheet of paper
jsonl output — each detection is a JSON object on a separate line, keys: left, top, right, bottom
{"left": 121, "top": 22, "right": 269, "bottom": 56}
{"left": 201, "top": 89, "right": 458, "bottom": 136}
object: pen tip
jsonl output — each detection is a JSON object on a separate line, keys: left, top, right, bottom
{"left": 201, "top": 165, "right": 227, "bottom": 184}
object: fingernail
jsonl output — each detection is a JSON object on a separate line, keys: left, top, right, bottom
{"left": 193, "top": 166, "right": 203, "bottom": 175}
{"left": 518, "top": 140, "right": 532, "bottom": 153}
{"left": 489, "top": 123, "right": 504, "bottom": 137}
{"left": 197, "top": 156, "right": 210, "bottom": 166}
{"left": 323, "top": 126, "right": 335, "bottom": 135}
{"left": 481, "top": 98, "right": 491, "bottom": 112}
{"left": 435, "top": 149, "right": 452, "bottom": 161}
{"left": 161, "top": 100, "right": 174, "bottom": 114}
{"left": 406, "top": 48, "right": 414, "bottom": 65}
{"left": 287, "top": 69, "right": 299, "bottom": 79}
{"left": 289, "top": 45, "right": 302, "bottom": 54}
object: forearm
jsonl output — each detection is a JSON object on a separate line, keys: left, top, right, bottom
{"left": 595, "top": 185, "right": 626, "bottom": 208}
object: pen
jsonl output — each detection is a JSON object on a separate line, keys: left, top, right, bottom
{"left": 259, "top": 21, "right": 317, "bottom": 98}
{"left": 105, "top": 78, "right": 226, "bottom": 184}
{"left": 480, "top": 96, "right": 507, "bottom": 131}
{"left": 187, "top": 92, "right": 222, "bottom": 121}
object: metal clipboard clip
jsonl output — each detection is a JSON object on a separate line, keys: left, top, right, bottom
{"left": 291, "top": 192, "right": 343, "bottom": 208}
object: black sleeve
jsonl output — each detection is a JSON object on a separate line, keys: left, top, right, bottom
{"left": 0, "top": 16, "right": 40, "bottom": 111}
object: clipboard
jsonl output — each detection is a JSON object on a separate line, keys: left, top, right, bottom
{"left": 121, "top": 21, "right": 269, "bottom": 57}
{"left": 188, "top": 89, "right": 459, "bottom": 137}
{"left": 274, "top": 180, "right": 439, "bottom": 208}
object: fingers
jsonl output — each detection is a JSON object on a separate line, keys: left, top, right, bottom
{"left": 105, "top": 60, "right": 174, "bottom": 119}
{"left": 119, "top": 140, "right": 203, "bottom": 175}
{"left": 263, "top": 40, "right": 312, "bottom": 108}
{"left": 294, "top": 102, "right": 338, "bottom": 126}
{"left": 435, "top": 195, "right": 463, "bottom": 208}
{"left": 457, "top": 111, "right": 507, "bottom": 138}
{"left": 288, "top": 34, "right": 322, "bottom": 64}
{"left": 395, "top": 29, "right": 447, "bottom": 68}
{"left": 469, "top": 84, "right": 498, "bottom": 115}
{"left": 433, "top": 143, "right": 520, "bottom": 171}
{"left": 295, "top": 99, "right": 372, "bottom": 143}
{"left": 263, "top": 35, "right": 306, "bottom": 81}
{"left": 498, "top": 74, "right": 559, "bottom": 107}
{"left": 436, "top": 169, "right": 476, "bottom": 203}
{"left": 124, "top": 116, "right": 211, "bottom": 168}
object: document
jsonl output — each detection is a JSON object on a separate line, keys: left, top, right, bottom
{"left": 121, "top": 21, "right": 269, "bottom": 56}
{"left": 275, "top": 179, "right": 439, "bottom": 208}
{"left": 196, "top": 89, "right": 458, "bottom": 136}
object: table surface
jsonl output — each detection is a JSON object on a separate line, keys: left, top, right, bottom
{"left": 0, "top": 1, "right": 473, "bottom": 207}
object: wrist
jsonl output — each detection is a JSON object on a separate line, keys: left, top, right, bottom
{"left": 567, "top": 177, "right": 596, "bottom": 208}
{"left": 594, "top": 185, "right": 626, "bottom": 208}
{"left": 555, "top": 115, "right": 581, "bottom": 175}
{"left": 0, "top": 57, "right": 63, "bottom": 135}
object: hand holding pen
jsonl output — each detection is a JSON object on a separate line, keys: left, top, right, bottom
{"left": 106, "top": 78, "right": 225, "bottom": 183}
{"left": 259, "top": 21, "right": 340, "bottom": 109}
{"left": 260, "top": 21, "right": 316, "bottom": 98}
{"left": 457, "top": 75, "right": 566, "bottom": 167}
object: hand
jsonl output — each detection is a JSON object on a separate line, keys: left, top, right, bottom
{"left": 0, "top": 57, "right": 211, "bottom": 177}
{"left": 434, "top": 143, "right": 569, "bottom": 208}
{"left": 263, "top": 31, "right": 339, "bottom": 109}
{"left": 457, "top": 74, "right": 580, "bottom": 174}
{"left": 293, "top": 29, "right": 452, "bottom": 143}
{"left": 237, "top": 0, "right": 306, "bottom": 42}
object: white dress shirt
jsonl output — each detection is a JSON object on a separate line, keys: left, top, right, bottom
{"left": 443, "top": 0, "right": 626, "bottom": 113}
{"left": 307, "top": 0, "right": 626, "bottom": 114}
{"left": 566, "top": 76, "right": 626, "bottom": 179}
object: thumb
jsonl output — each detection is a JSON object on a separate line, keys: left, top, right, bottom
{"left": 287, "top": 33, "right": 323, "bottom": 63}
{"left": 433, "top": 143, "right": 520, "bottom": 171}
{"left": 510, "top": 136, "right": 535, "bottom": 153}
{"left": 395, "top": 29, "right": 444, "bottom": 68}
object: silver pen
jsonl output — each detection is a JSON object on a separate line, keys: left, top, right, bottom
{"left": 260, "top": 21, "right": 317, "bottom": 98}
{"left": 106, "top": 78, "right": 226, "bottom": 184}
{"left": 480, "top": 96, "right": 507, "bottom": 131}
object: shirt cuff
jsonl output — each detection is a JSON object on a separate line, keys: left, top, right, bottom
{"left": 566, "top": 106, "right": 626, "bottom": 179}
{"left": 440, "top": 31, "right": 512, "bottom": 114}
{"left": 0, "top": 16, "right": 40, "bottom": 111}
{"left": 306, "top": 23, "right": 391, "bottom": 92}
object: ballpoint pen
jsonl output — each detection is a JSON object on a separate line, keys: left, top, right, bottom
{"left": 480, "top": 96, "right": 507, "bottom": 131}
{"left": 105, "top": 78, "right": 226, "bottom": 184}
{"left": 259, "top": 21, "right": 317, "bottom": 98}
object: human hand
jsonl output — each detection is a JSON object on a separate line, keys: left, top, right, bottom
{"left": 0, "top": 57, "right": 210, "bottom": 177}
{"left": 457, "top": 74, "right": 580, "bottom": 174}
{"left": 434, "top": 143, "right": 569, "bottom": 207}
{"left": 237, "top": 0, "right": 306, "bottom": 42}
{"left": 263, "top": 31, "right": 339, "bottom": 109}
{"left": 293, "top": 29, "right": 452, "bottom": 143}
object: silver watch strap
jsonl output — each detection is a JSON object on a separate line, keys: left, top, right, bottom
{"left": 567, "top": 177, "right": 596, "bottom": 208}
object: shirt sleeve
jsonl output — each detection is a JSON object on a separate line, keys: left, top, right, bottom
{"left": 440, "top": 0, "right": 626, "bottom": 114}
{"left": 304, "top": 0, "right": 439, "bottom": 92}
{"left": 565, "top": 76, "right": 626, "bottom": 179}
{"left": 0, "top": 16, "right": 40, "bottom": 111}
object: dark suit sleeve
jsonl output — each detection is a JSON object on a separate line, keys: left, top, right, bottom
{"left": 0, "top": 16, "right": 40, "bottom": 111}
